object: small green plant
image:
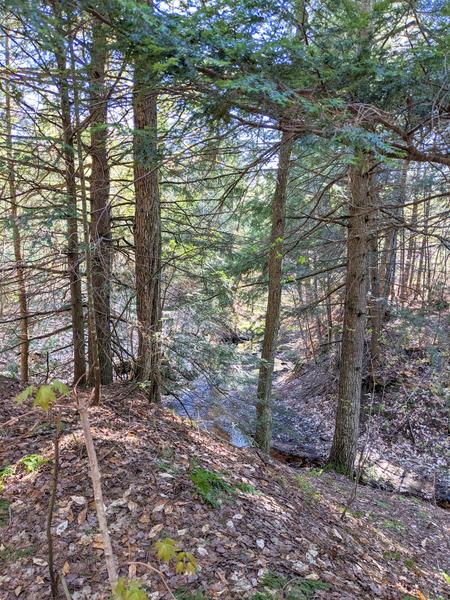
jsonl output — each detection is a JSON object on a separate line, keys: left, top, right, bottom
{"left": 0, "top": 464, "right": 14, "bottom": 492}
{"left": 251, "top": 573, "right": 330, "bottom": 600}
{"left": 404, "top": 558, "right": 416, "bottom": 570}
{"left": 286, "top": 579, "right": 330, "bottom": 600}
{"left": 114, "top": 578, "right": 148, "bottom": 600}
{"left": 260, "top": 571, "right": 287, "bottom": 590}
{"left": 375, "top": 500, "right": 390, "bottom": 509}
{"left": 174, "top": 589, "right": 210, "bottom": 600}
{"left": 20, "top": 453, "right": 48, "bottom": 473}
{"left": 383, "top": 550, "right": 401, "bottom": 561}
{"left": 0, "top": 499, "right": 11, "bottom": 526}
{"left": 308, "top": 468, "right": 324, "bottom": 478}
{"left": 346, "top": 509, "right": 364, "bottom": 519}
{"left": 0, "top": 544, "right": 34, "bottom": 564}
{"left": 16, "top": 379, "right": 69, "bottom": 410}
{"left": 154, "top": 538, "right": 197, "bottom": 575}
{"left": 235, "top": 481, "right": 258, "bottom": 494}
{"left": 190, "top": 464, "right": 238, "bottom": 508}
{"left": 190, "top": 465, "right": 234, "bottom": 507}
{"left": 14, "top": 380, "right": 69, "bottom": 598}
{"left": 383, "top": 518, "right": 405, "bottom": 532}
{"left": 294, "top": 474, "right": 321, "bottom": 503}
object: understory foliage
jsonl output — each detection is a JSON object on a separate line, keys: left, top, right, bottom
{"left": 190, "top": 463, "right": 257, "bottom": 507}
{"left": 154, "top": 537, "right": 198, "bottom": 575}
{"left": 114, "top": 578, "right": 148, "bottom": 600}
{"left": 250, "top": 571, "right": 330, "bottom": 600}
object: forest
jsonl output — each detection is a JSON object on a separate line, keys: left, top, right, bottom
{"left": 0, "top": 0, "right": 449, "bottom": 599}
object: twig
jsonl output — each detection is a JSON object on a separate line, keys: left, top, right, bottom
{"left": 161, "top": 384, "right": 193, "bottom": 422}
{"left": 47, "top": 412, "right": 61, "bottom": 599}
{"left": 59, "top": 572, "right": 72, "bottom": 600}
{"left": 131, "top": 562, "right": 177, "bottom": 599}
{"left": 75, "top": 387, "right": 118, "bottom": 591}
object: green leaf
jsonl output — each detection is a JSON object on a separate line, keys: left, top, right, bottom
{"left": 33, "top": 384, "right": 56, "bottom": 412}
{"left": 175, "top": 551, "right": 197, "bottom": 575}
{"left": 20, "top": 454, "right": 48, "bottom": 473}
{"left": 443, "top": 571, "right": 450, "bottom": 585}
{"left": 154, "top": 538, "right": 179, "bottom": 562}
{"left": 15, "top": 386, "right": 35, "bottom": 404}
{"left": 114, "top": 578, "right": 148, "bottom": 600}
{"left": 52, "top": 379, "right": 70, "bottom": 396}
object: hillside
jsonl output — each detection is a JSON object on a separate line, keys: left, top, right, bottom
{"left": 1, "top": 380, "right": 449, "bottom": 600}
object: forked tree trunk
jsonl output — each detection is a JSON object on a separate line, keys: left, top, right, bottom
{"left": 328, "top": 159, "right": 372, "bottom": 474}
{"left": 132, "top": 5, "right": 162, "bottom": 401}
{"left": 89, "top": 21, "right": 112, "bottom": 384}
{"left": 255, "top": 131, "right": 294, "bottom": 452}
{"left": 53, "top": 4, "right": 86, "bottom": 383}
{"left": 4, "top": 33, "right": 29, "bottom": 383}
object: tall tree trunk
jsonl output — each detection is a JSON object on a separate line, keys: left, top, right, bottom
{"left": 328, "top": 158, "right": 372, "bottom": 474}
{"left": 414, "top": 199, "right": 430, "bottom": 301}
{"left": 89, "top": 21, "right": 112, "bottom": 384}
{"left": 368, "top": 173, "right": 382, "bottom": 370}
{"left": 326, "top": 273, "right": 334, "bottom": 347}
{"left": 4, "top": 33, "right": 29, "bottom": 383}
{"left": 402, "top": 195, "right": 419, "bottom": 302}
{"left": 53, "top": 4, "right": 86, "bottom": 383}
{"left": 380, "top": 162, "right": 408, "bottom": 311}
{"left": 369, "top": 225, "right": 382, "bottom": 370}
{"left": 70, "top": 32, "right": 101, "bottom": 403}
{"left": 255, "top": 131, "right": 294, "bottom": 453}
{"left": 133, "top": 6, "right": 162, "bottom": 401}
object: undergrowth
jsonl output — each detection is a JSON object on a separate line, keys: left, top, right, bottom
{"left": 190, "top": 463, "right": 257, "bottom": 507}
{"left": 293, "top": 474, "right": 321, "bottom": 503}
{"left": 175, "top": 589, "right": 210, "bottom": 600}
{"left": 250, "top": 571, "right": 330, "bottom": 599}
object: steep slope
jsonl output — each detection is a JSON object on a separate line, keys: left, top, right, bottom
{"left": 0, "top": 380, "right": 449, "bottom": 600}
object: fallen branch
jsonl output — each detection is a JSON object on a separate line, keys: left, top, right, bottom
{"left": 59, "top": 571, "right": 72, "bottom": 600}
{"left": 75, "top": 387, "right": 118, "bottom": 591}
{"left": 47, "top": 411, "right": 61, "bottom": 599}
{"left": 131, "top": 562, "right": 177, "bottom": 599}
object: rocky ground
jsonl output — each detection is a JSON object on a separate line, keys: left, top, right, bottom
{"left": 1, "top": 379, "right": 449, "bottom": 599}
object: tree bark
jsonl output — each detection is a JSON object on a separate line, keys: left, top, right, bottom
{"left": 255, "top": 131, "right": 294, "bottom": 453}
{"left": 52, "top": 4, "right": 86, "bottom": 383}
{"left": 4, "top": 33, "right": 29, "bottom": 383}
{"left": 132, "top": 5, "right": 162, "bottom": 401}
{"left": 328, "top": 158, "right": 372, "bottom": 474}
{"left": 89, "top": 21, "right": 112, "bottom": 384}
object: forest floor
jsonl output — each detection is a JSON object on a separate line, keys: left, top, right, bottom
{"left": 1, "top": 378, "right": 449, "bottom": 600}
